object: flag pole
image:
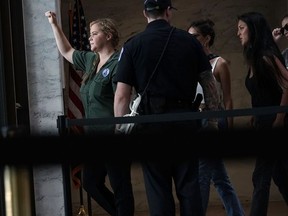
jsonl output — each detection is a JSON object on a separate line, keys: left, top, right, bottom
{"left": 67, "top": 2, "right": 90, "bottom": 213}
{"left": 70, "top": 1, "right": 88, "bottom": 213}
{"left": 67, "top": 0, "right": 85, "bottom": 135}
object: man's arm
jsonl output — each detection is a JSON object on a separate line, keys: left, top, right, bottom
{"left": 199, "top": 69, "right": 219, "bottom": 128}
{"left": 114, "top": 82, "right": 133, "bottom": 130}
{"left": 273, "top": 56, "right": 288, "bottom": 127}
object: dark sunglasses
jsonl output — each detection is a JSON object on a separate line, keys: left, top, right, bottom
{"left": 280, "top": 24, "right": 288, "bottom": 35}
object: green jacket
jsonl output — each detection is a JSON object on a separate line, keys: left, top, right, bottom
{"left": 72, "top": 50, "right": 120, "bottom": 134}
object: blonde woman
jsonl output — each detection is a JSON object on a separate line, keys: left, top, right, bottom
{"left": 45, "top": 11, "right": 134, "bottom": 216}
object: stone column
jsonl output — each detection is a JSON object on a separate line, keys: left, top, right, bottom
{"left": 22, "top": 0, "right": 66, "bottom": 215}
{"left": 22, "top": 0, "right": 64, "bottom": 135}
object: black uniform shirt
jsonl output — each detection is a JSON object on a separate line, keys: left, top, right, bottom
{"left": 115, "top": 19, "right": 211, "bottom": 100}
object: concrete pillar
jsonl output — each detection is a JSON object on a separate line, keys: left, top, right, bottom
{"left": 22, "top": 0, "right": 66, "bottom": 215}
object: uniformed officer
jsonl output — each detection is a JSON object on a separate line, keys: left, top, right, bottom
{"left": 113, "top": 0, "right": 219, "bottom": 215}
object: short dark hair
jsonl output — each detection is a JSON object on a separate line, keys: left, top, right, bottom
{"left": 188, "top": 19, "right": 216, "bottom": 47}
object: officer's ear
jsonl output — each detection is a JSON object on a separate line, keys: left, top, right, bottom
{"left": 165, "top": 7, "right": 173, "bottom": 19}
{"left": 143, "top": 9, "right": 148, "bottom": 18}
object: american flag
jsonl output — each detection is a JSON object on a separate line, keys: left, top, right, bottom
{"left": 68, "top": 0, "right": 90, "bottom": 134}
{"left": 68, "top": 0, "right": 90, "bottom": 190}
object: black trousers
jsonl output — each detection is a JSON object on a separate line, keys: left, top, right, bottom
{"left": 250, "top": 158, "right": 288, "bottom": 216}
{"left": 141, "top": 157, "right": 204, "bottom": 216}
{"left": 82, "top": 163, "right": 116, "bottom": 216}
{"left": 106, "top": 159, "right": 135, "bottom": 216}
{"left": 272, "top": 159, "right": 288, "bottom": 205}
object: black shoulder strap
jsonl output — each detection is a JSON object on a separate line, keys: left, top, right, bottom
{"left": 141, "top": 27, "right": 176, "bottom": 96}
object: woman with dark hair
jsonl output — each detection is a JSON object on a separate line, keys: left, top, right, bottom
{"left": 237, "top": 11, "right": 288, "bottom": 216}
{"left": 272, "top": 14, "right": 288, "bottom": 68}
{"left": 271, "top": 13, "right": 288, "bottom": 208}
{"left": 188, "top": 19, "right": 233, "bottom": 129}
{"left": 188, "top": 19, "right": 244, "bottom": 216}
{"left": 237, "top": 11, "right": 288, "bottom": 130}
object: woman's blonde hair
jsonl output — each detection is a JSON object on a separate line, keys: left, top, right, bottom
{"left": 90, "top": 18, "right": 120, "bottom": 48}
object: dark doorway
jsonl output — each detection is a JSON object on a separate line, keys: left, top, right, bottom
{"left": 0, "top": 0, "right": 30, "bottom": 136}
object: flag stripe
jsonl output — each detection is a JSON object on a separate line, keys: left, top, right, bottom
{"left": 68, "top": 88, "right": 84, "bottom": 115}
{"left": 70, "top": 67, "right": 83, "bottom": 84}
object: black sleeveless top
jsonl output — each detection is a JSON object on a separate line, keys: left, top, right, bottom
{"left": 245, "top": 69, "right": 282, "bottom": 128}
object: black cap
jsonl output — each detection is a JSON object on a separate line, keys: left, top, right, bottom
{"left": 144, "top": 0, "right": 177, "bottom": 11}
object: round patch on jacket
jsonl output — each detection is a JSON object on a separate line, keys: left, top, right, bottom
{"left": 102, "top": 68, "right": 110, "bottom": 77}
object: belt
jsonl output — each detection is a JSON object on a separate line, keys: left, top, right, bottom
{"left": 165, "top": 98, "right": 193, "bottom": 109}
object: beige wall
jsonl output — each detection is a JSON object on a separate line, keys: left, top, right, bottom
{"left": 61, "top": 0, "right": 287, "bottom": 128}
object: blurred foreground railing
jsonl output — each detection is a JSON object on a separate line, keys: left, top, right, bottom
{"left": 57, "top": 105, "right": 288, "bottom": 135}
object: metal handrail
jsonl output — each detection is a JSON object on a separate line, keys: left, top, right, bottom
{"left": 57, "top": 105, "right": 288, "bottom": 135}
